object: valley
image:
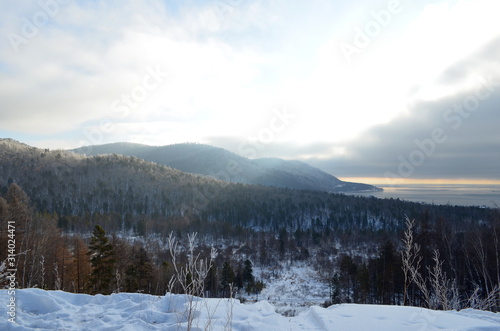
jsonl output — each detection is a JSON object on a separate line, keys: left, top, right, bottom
{"left": 1, "top": 138, "right": 498, "bottom": 315}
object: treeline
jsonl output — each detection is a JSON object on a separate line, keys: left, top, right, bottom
{"left": 0, "top": 184, "right": 262, "bottom": 297}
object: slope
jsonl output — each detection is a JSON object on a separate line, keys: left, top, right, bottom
{"left": 72, "top": 142, "right": 380, "bottom": 193}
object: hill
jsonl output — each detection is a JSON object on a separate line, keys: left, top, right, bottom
{"left": 0, "top": 138, "right": 488, "bottom": 236}
{"left": 71, "top": 142, "right": 380, "bottom": 193}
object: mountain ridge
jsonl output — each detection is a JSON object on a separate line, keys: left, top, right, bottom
{"left": 0, "top": 137, "right": 488, "bottom": 237}
{"left": 71, "top": 142, "right": 381, "bottom": 193}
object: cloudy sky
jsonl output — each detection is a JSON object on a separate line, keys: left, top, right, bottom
{"left": 1, "top": 0, "right": 499, "bottom": 183}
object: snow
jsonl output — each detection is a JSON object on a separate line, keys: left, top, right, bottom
{"left": 1, "top": 289, "right": 499, "bottom": 330}
{"left": 253, "top": 263, "right": 329, "bottom": 316}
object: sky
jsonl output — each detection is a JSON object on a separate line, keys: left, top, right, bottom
{"left": 1, "top": 0, "right": 499, "bottom": 184}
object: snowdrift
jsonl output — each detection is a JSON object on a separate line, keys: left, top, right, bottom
{"left": 1, "top": 289, "right": 499, "bottom": 330}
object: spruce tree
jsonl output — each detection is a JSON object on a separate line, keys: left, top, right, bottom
{"left": 220, "top": 262, "right": 235, "bottom": 297}
{"left": 205, "top": 264, "right": 218, "bottom": 297}
{"left": 243, "top": 259, "right": 254, "bottom": 284}
{"left": 87, "top": 225, "right": 115, "bottom": 294}
{"left": 243, "top": 259, "right": 255, "bottom": 294}
{"left": 125, "top": 246, "right": 153, "bottom": 293}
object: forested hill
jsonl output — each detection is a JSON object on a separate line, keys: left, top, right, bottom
{"left": 0, "top": 138, "right": 491, "bottom": 236}
{"left": 71, "top": 142, "right": 380, "bottom": 193}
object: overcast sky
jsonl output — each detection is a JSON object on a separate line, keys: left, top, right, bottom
{"left": 1, "top": 0, "right": 499, "bottom": 182}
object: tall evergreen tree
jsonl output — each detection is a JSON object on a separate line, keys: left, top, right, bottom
{"left": 376, "top": 240, "right": 397, "bottom": 304}
{"left": 205, "top": 264, "right": 218, "bottom": 298}
{"left": 243, "top": 259, "right": 255, "bottom": 294}
{"left": 330, "top": 273, "right": 341, "bottom": 304}
{"left": 220, "top": 261, "right": 235, "bottom": 297}
{"left": 87, "top": 225, "right": 115, "bottom": 294}
{"left": 125, "top": 246, "right": 154, "bottom": 293}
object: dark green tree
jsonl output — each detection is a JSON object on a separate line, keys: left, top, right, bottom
{"left": 205, "top": 264, "right": 218, "bottom": 297}
{"left": 253, "top": 280, "right": 265, "bottom": 301}
{"left": 330, "top": 273, "right": 341, "bottom": 304}
{"left": 125, "top": 246, "right": 153, "bottom": 293}
{"left": 220, "top": 261, "right": 235, "bottom": 297}
{"left": 243, "top": 259, "right": 255, "bottom": 294}
{"left": 376, "top": 240, "right": 397, "bottom": 304}
{"left": 243, "top": 259, "right": 254, "bottom": 285}
{"left": 87, "top": 225, "right": 115, "bottom": 294}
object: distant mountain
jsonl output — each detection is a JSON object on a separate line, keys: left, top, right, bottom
{"left": 72, "top": 142, "right": 380, "bottom": 193}
{"left": 0, "top": 138, "right": 393, "bottom": 234}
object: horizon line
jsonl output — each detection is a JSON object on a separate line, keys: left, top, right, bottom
{"left": 340, "top": 177, "right": 500, "bottom": 185}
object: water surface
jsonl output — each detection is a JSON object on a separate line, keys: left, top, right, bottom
{"left": 346, "top": 184, "right": 500, "bottom": 208}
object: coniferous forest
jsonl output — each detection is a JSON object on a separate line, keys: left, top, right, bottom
{"left": 0, "top": 138, "right": 498, "bottom": 311}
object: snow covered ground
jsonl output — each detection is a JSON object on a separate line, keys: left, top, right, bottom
{"left": 1, "top": 288, "right": 499, "bottom": 330}
{"left": 251, "top": 262, "right": 330, "bottom": 316}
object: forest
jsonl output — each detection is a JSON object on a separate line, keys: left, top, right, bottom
{"left": 0, "top": 138, "right": 499, "bottom": 311}
{"left": 1, "top": 183, "right": 499, "bottom": 311}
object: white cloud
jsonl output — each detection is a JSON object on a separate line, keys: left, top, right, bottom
{"left": 0, "top": 0, "right": 276, "bottom": 143}
{"left": 275, "top": 0, "right": 500, "bottom": 155}
{"left": 1, "top": 0, "right": 499, "bottom": 180}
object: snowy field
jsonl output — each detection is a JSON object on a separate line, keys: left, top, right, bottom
{"left": 2, "top": 289, "right": 499, "bottom": 330}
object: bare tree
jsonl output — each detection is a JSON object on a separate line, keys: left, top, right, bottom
{"left": 402, "top": 216, "right": 500, "bottom": 311}
{"left": 466, "top": 285, "right": 500, "bottom": 311}
{"left": 54, "top": 262, "right": 62, "bottom": 290}
{"left": 401, "top": 217, "right": 433, "bottom": 308}
{"left": 167, "top": 232, "right": 216, "bottom": 331}
{"left": 401, "top": 217, "right": 426, "bottom": 306}
{"left": 428, "top": 249, "right": 449, "bottom": 310}
{"left": 471, "top": 227, "right": 493, "bottom": 294}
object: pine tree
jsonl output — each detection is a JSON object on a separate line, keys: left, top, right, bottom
{"left": 220, "top": 261, "right": 235, "bottom": 297}
{"left": 87, "top": 225, "right": 115, "bottom": 294}
{"left": 243, "top": 259, "right": 254, "bottom": 284}
{"left": 243, "top": 259, "right": 255, "bottom": 294}
{"left": 377, "top": 240, "right": 397, "bottom": 304}
{"left": 330, "top": 273, "right": 341, "bottom": 304}
{"left": 125, "top": 246, "right": 153, "bottom": 293}
{"left": 205, "top": 264, "right": 218, "bottom": 298}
